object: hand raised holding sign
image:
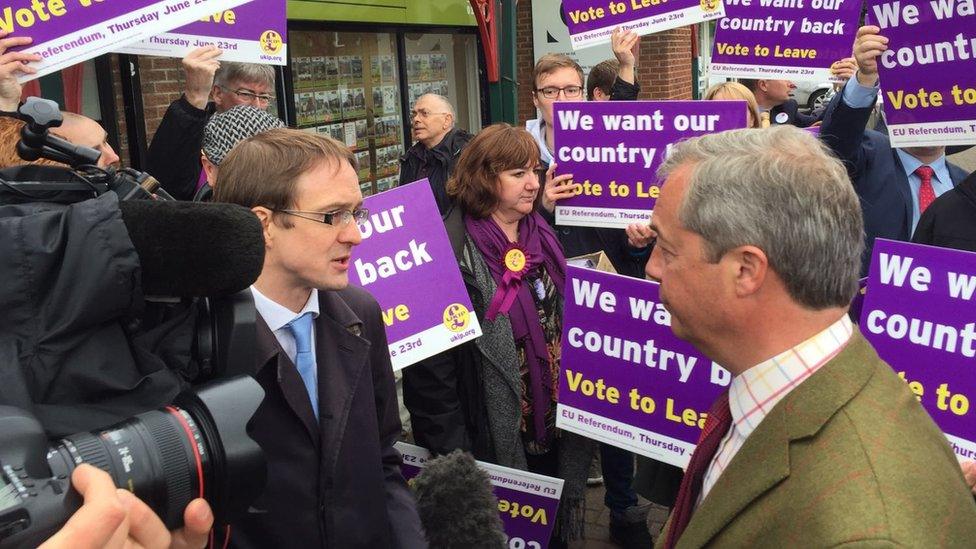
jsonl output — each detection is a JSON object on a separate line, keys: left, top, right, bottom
{"left": 625, "top": 222, "right": 656, "bottom": 249}
{"left": 541, "top": 162, "right": 576, "bottom": 213}
{"left": 183, "top": 45, "right": 223, "bottom": 110}
{"left": 853, "top": 26, "right": 889, "bottom": 87}
{"left": 829, "top": 56, "right": 857, "bottom": 84}
{"left": 0, "top": 31, "right": 41, "bottom": 111}
{"left": 611, "top": 27, "right": 640, "bottom": 85}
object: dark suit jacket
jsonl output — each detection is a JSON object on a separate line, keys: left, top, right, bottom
{"left": 230, "top": 286, "right": 426, "bottom": 549}
{"left": 913, "top": 171, "right": 976, "bottom": 253}
{"left": 819, "top": 93, "right": 970, "bottom": 274}
{"left": 769, "top": 98, "right": 821, "bottom": 128}
{"left": 656, "top": 333, "right": 976, "bottom": 548}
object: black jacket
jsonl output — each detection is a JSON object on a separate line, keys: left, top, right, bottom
{"left": 232, "top": 286, "right": 426, "bottom": 548}
{"left": 402, "top": 206, "right": 493, "bottom": 459}
{"left": 399, "top": 128, "right": 473, "bottom": 214}
{"left": 147, "top": 96, "right": 215, "bottom": 201}
{"left": 913, "top": 171, "right": 976, "bottom": 252}
{"left": 770, "top": 98, "right": 822, "bottom": 128}
{"left": 0, "top": 193, "right": 188, "bottom": 436}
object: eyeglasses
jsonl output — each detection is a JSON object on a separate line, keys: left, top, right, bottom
{"left": 218, "top": 85, "right": 275, "bottom": 104}
{"left": 409, "top": 109, "right": 449, "bottom": 119}
{"left": 275, "top": 208, "right": 369, "bottom": 227}
{"left": 534, "top": 86, "right": 583, "bottom": 99}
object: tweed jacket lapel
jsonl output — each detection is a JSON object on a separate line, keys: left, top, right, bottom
{"left": 675, "top": 334, "right": 876, "bottom": 548}
{"left": 314, "top": 290, "right": 370, "bottom": 477}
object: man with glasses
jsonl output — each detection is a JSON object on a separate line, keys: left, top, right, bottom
{"left": 527, "top": 29, "right": 658, "bottom": 549}
{"left": 147, "top": 45, "right": 277, "bottom": 201}
{"left": 212, "top": 128, "right": 427, "bottom": 548}
{"left": 399, "top": 93, "right": 472, "bottom": 214}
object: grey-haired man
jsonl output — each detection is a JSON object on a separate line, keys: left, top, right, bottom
{"left": 146, "top": 46, "right": 277, "bottom": 201}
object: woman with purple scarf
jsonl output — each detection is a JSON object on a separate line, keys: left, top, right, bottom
{"left": 403, "top": 124, "right": 593, "bottom": 547}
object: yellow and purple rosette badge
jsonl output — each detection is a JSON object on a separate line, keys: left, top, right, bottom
{"left": 486, "top": 244, "right": 530, "bottom": 320}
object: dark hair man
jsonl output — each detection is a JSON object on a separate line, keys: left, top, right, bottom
{"left": 819, "top": 25, "right": 970, "bottom": 274}
{"left": 147, "top": 47, "right": 277, "bottom": 201}
{"left": 213, "top": 128, "right": 426, "bottom": 548}
{"left": 586, "top": 59, "right": 619, "bottom": 101}
{"left": 740, "top": 78, "right": 821, "bottom": 128}
{"left": 648, "top": 126, "right": 976, "bottom": 548}
{"left": 528, "top": 28, "right": 657, "bottom": 548}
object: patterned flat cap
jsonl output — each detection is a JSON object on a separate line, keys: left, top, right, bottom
{"left": 203, "top": 105, "right": 285, "bottom": 166}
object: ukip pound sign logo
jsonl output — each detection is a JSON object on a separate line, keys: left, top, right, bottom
{"left": 443, "top": 303, "right": 471, "bottom": 333}
{"left": 260, "top": 30, "right": 283, "bottom": 55}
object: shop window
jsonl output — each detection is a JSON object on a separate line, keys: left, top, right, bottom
{"left": 289, "top": 31, "right": 404, "bottom": 197}
{"left": 24, "top": 59, "right": 103, "bottom": 122}
{"left": 403, "top": 33, "right": 481, "bottom": 135}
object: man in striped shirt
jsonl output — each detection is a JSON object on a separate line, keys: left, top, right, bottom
{"left": 646, "top": 126, "right": 976, "bottom": 548}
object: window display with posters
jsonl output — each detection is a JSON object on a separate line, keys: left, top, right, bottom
{"left": 289, "top": 28, "right": 482, "bottom": 197}
{"left": 404, "top": 34, "right": 482, "bottom": 137}
{"left": 290, "top": 31, "right": 404, "bottom": 197}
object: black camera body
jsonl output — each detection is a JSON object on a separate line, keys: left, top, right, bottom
{"left": 0, "top": 99, "right": 268, "bottom": 546}
{"left": 0, "top": 376, "right": 266, "bottom": 548}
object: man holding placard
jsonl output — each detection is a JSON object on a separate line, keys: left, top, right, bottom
{"left": 147, "top": 46, "right": 276, "bottom": 201}
{"left": 648, "top": 126, "right": 976, "bottom": 547}
{"left": 820, "top": 25, "right": 970, "bottom": 275}
{"left": 526, "top": 29, "right": 660, "bottom": 547}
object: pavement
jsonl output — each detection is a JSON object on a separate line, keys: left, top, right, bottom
{"left": 572, "top": 484, "right": 670, "bottom": 548}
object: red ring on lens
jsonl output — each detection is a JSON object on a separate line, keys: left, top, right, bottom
{"left": 166, "top": 406, "right": 205, "bottom": 499}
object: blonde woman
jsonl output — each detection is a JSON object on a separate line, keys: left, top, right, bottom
{"left": 703, "top": 81, "right": 763, "bottom": 128}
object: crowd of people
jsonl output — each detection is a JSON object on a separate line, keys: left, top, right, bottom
{"left": 2, "top": 19, "right": 976, "bottom": 548}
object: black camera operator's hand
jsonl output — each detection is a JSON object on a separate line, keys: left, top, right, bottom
{"left": 38, "top": 464, "right": 214, "bottom": 549}
{"left": 0, "top": 31, "right": 42, "bottom": 112}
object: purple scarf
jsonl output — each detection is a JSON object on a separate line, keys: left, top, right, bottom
{"left": 465, "top": 212, "right": 566, "bottom": 446}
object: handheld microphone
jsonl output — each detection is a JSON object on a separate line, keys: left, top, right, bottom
{"left": 411, "top": 450, "right": 507, "bottom": 549}
{"left": 119, "top": 200, "right": 265, "bottom": 297}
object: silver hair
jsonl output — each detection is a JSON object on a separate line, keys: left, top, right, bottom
{"left": 214, "top": 62, "right": 275, "bottom": 89}
{"left": 658, "top": 126, "right": 864, "bottom": 309}
{"left": 416, "top": 93, "right": 456, "bottom": 121}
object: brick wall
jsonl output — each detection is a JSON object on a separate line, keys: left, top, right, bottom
{"left": 140, "top": 56, "right": 186, "bottom": 144}
{"left": 108, "top": 55, "right": 130, "bottom": 164}
{"left": 515, "top": 0, "right": 693, "bottom": 124}
{"left": 106, "top": 54, "right": 184, "bottom": 167}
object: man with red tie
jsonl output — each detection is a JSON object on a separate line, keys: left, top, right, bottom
{"left": 819, "top": 25, "right": 970, "bottom": 275}
{"left": 645, "top": 125, "right": 976, "bottom": 548}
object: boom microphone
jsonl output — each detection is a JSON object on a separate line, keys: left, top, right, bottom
{"left": 119, "top": 200, "right": 265, "bottom": 297}
{"left": 411, "top": 450, "right": 507, "bottom": 549}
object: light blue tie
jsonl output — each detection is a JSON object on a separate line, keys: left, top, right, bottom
{"left": 285, "top": 312, "right": 318, "bottom": 419}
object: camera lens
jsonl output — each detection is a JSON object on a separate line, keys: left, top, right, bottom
{"left": 45, "top": 376, "right": 265, "bottom": 529}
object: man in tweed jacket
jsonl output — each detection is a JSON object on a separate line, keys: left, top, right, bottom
{"left": 645, "top": 126, "right": 976, "bottom": 548}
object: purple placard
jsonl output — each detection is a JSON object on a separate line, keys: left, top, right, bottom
{"left": 710, "top": 0, "right": 861, "bottom": 82}
{"left": 557, "top": 266, "right": 730, "bottom": 467}
{"left": 860, "top": 239, "right": 976, "bottom": 460}
{"left": 561, "top": 0, "right": 725, "bottom": 51}
{"left": 116, "top": 0, "right": 286, "bottom": 65}
{"left": 867, "top": 0, "right": 976, "bottom": 146}
{"left": 552, "top": 101, "right": 747, "bottom": 229}
{"left": 4, "top": 0, "right": 252, "bottom": 82}
{"left": 396, "top": 442, "right": 564, "bottom": 548}
{"left": 350, "top": 181, "right": 482, "bottom": 371}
